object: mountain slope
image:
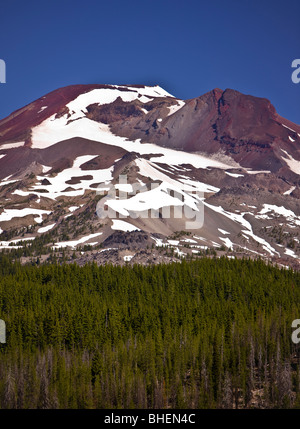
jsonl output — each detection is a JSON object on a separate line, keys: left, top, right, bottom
{"left": 0, "top": 84, "right": 299, "bottom": 269}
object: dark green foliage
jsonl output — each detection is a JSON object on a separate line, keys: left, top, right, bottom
{"left": 0, "top": 256, "right": 299, "bottom": 408}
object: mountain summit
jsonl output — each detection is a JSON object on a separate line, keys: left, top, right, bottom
{"left": 0, "top": 84, "right": 299, "bottom": 268}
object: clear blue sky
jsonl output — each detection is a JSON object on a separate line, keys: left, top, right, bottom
{"left": 0, "top": 0, "right": 299, "bottom": 124}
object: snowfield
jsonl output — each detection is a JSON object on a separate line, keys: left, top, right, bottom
{"left": 52, "top": 232, "right": 103, "bottom": 249}
{"left": 16, "top": 155, "right": 115, "bottom": 200}
{"left": 111, "top": 220, "right": 140, "bottom": 232}
{"left": 0, "top": 208, "right": 51, "bottom": 223}
{"left": 281, "top": 149, "right": 300, "bottom": 175}
{"left": 203, "top": 201, "right": 279, "bottom": 256}
{"left": 167, "top": 100, "right": 185, "bottom": 116}
{"left": 37, "top": 223, "right": 56, "bottom": 233}
{"left": 258, "top": 204, "right": 300, "bottom": 225}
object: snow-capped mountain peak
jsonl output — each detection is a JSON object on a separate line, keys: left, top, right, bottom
{"left": 0, "top": 84, "right": 299, "bottom": 269}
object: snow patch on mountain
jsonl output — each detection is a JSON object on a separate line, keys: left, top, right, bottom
{"left": 0, "top": 208, "right": 51, "bottom": 223}
{"left": 28, "top": 155, "right": 114, "bottom": 200}
{"left": 65, "top": 86, "right": 166, "bottom": 121}
{"left": 167, "top": 100, "right": 185, "bottom": 117}
{"left": 258, "top": 204, "right": 300, "bottom": 226}
{"left": 2, "top": 142, "right": 25, "bottom": 149}
{"left": 282, "top": 123, "right": 297, "bottom": 133}
{"left": 219, "top": 237, "right": 234, "bottom": 249}
{"left": 203, "top": 201, "right": 279, "bottom": 256}
{"left": 225, "top": 171, "right": 244, "bottom": 178}
{"left": 218, "top": 228, "right": 230, "bottom": 235}
{"left": 37, "top": 223, "right": 56, "bottom": 233}
{"left": 111, "top": 220, "right": 140, "bottom": 232}
{"left": 283, "top": 186, "right": 296, "bottom": 195}
{"left": 281, "top": 149, "right": 300, "bottom": 175}
{"left": 52, "top": 232, "right": 103, "bottom": 249}
{"left": 31, "top": 115, "right": 237, "bottom": 172}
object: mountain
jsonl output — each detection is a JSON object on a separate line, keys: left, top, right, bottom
{"left": 0, "top": 84, "right": 299, "bottom": 269}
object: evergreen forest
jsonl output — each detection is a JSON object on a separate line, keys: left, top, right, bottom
{"left": 0, "top": 254, "right": 300, "bottom": 409}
